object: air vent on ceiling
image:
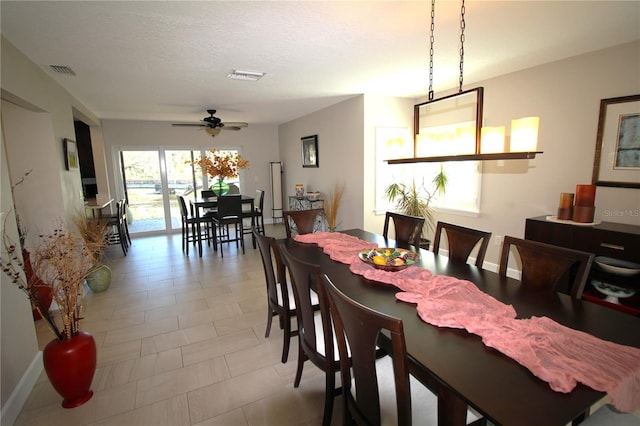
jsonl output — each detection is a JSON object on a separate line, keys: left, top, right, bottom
{"left": 227, "top": 69, "right": 265, "bottom": 81}
{"left": 49, "top": 65, "right": 76, "bottom": 75}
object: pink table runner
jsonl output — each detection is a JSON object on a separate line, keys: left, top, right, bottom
{"left": 294, "top": 232, "right": 640, "bottom": 412}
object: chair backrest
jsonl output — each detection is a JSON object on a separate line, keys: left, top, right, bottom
{"left": 280, "top": 244, "right": 334, "bottom": 365}
{"left": 432, "top": 221, "right": 492, "bottom": 267}
{"left": 217, "top": 195, "right": 242, "bottom": 219}
{"left": 499, "top": 236, "right": 594, "bottom": 298}
{"left": 177, "top": 195, "right": 189, "bottom": 219}
{"left": 201, "top": 190, "right": 215, "bottom": 198}
{"left": 382, "top": 212, "right": 425, "bottom": 249}
{"left": 254, "top": 189, "right": 265, "bottom": 211}
{"left": 253, "top": 228, "right": 289, "bottom": 310}
{"left": 322, "top": 274, "right": 411, "bottom": 426}
{"left": 283, "top": 208, "right": 324, "bottom": 238}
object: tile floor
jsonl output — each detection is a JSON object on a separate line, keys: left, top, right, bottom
{"left": 15, "top": 224, "right": 341, "bottom": 426}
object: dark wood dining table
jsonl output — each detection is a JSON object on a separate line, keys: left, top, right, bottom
{"left": 189, "top": 195, "right": 255, "bottom": 256}
{"left": 279, "top": 228, "right": 640, "bottom": 426}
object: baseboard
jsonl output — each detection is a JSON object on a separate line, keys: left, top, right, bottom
{"left": 1, "top": 350, "right": 43, "bottom": 426}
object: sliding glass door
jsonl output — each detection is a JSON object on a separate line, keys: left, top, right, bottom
{"left": 117, "top": 147, "right": 243, "bottom": 235}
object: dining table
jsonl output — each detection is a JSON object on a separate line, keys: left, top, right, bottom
{"left": 84, "top": 197, "right": 114, "bottom": 218}
{"left": 189, "top": 194, "right": 255, "bottom": 256}
{"left": 278, "top": 228, "right": 640, "bottom": 426}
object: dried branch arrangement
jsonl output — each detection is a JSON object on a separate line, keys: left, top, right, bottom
{"left": 324, "top": 181, "right": 345, "bottom": 231}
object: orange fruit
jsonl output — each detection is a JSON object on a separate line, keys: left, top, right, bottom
{"left": 372, "top": 256, "right": 387, "bottom": 266}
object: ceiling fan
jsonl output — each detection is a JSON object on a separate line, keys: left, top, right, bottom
{"left": 172, "top": 109, "right": 248, "bottom": 137}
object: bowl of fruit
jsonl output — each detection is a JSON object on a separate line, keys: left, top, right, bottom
{"left": 358, "top": 247, "right": 419, "bottom": 271}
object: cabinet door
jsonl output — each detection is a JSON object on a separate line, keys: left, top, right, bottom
{"left": 524, "top": 219, "right": 573, "bottom": 248}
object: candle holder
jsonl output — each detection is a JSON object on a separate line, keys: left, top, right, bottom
{"left": 573, "top": 205, "right": 595, "bottom": 223}
{"left": 557, "top": 192, "right": 574, "bottom": 220}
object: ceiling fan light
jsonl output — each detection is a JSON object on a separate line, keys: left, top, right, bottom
{"left": 205, "top": 127, "right": 221, "bottom": 137}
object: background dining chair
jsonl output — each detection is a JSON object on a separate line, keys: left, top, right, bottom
{"left": 280, "top": 244, "right": 342, "bottom": 426}
{"left": 283, "top": 208, "right": 324, "bottom": 238}
{"left": 382, "top": 212, "right": 425, "bottom": 249}
{"left": 323, "top": 274, "right": 483, "bottom": 426}
{"left": 211, "top": 195, "right": 245, "bottom": 257}
{"left": 254, "top": 228, "right": 301, "bottom": 363}
{"left": 105, "top": 199, "right": 129, "bottom": 255}
{"left": 499, "top": 236, "right": 595, "bottom": 298}
{"left": 432, "top": 221, "right": 492, "bottom": 267}
{"left": 177, "top": 195, "right": 212, "bottom": 256}
{"left": 243, "top": 189, "right": 265, "bottom": 244}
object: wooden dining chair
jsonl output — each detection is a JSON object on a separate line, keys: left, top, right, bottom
{"left": 382, "top": 212, "right": 425, "bottom": 249}
{"left": 243, "top": 189, "right": 265, "bottom": 238}
{"left": 104, "top": 199, "right": 129, "bottom": 255}
{"left": 283, "top": 208, "right": 324, "bottom": 238}
{"left": 322, "top": 274, "right": 485, "bottom": 426}
{"left": 254, "top": 228, "right": 302, "bottom": 363}
{"left": 279, "top": 244, "right": 342, "bottom": 426}
{"left": 432, "top": 221, "right": 492, "bottom": 267}
{"left": 211, "top": 195, "right": 244, "bottom": 257}
{"left": 499, "top": 236, "right": 595, "bottom": 298}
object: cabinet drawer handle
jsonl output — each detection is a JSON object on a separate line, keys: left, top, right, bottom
{"left": 600, "top": 243, "right": 624, "bottom": 251}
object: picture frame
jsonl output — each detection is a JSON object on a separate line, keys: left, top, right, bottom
{"left": 302, "top": 135, "right": 319, "bottom": 168}
{"left": 64, "top": 138, "right": 78, "bottom": 170}
{"left": 592, "top": 94, "right": 640, "bottom": 188}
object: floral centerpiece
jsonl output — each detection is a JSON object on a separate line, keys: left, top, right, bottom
{"left": 190, "top": 149, "right": 250, "bottom": 196}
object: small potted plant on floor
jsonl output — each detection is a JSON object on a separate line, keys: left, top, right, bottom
{"left": 74, "top": 212, "right": 110, "bottom": 293}
{"left": 384, "top": 165, "right": 447, "bottom": 249}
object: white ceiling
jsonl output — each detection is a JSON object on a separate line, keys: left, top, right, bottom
{"left": 1, "top": 1, "right": 638, "bottom": 126}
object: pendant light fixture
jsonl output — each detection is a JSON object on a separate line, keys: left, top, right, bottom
{"left": 389, "top": 0, "right": 542, "bottom": 164}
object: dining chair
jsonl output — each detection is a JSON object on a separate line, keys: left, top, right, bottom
{"left": 211, "top": 195, "right": 245, "bottom": 257}
{"left": 432, "top": 221, "right": 492, "bottom": 267}
{"left": 177, "top": 195, "right": 212, "bottom": 256}
{"left": 104, "top": 199, "right": 128, "bottom": 255}
{"left": 254, "top": 228, "right": 318, "bottom": 363}
{"left": 322, "top": 274, "right": 484, "bottom": 426}
{"left": 279, "top": 244, "right": 342, "bottom": 426}
{"left": 283, "top": 208, "right": 324, "bottom": 238}
{"left": 121, "top": 198, "right": 132, "bottom": 246}
{"left": 243, "top": 189, "right": 265, "bottom": 239}
{"left": 499, "top": 236, "right": 595, "bottom": 298}
{"left": 382, "top": 212, "right": 425, "bottom": 249}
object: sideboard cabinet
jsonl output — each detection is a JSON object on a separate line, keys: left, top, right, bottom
{"left": 524, "top": 216, "right": 640, "bottom": 315}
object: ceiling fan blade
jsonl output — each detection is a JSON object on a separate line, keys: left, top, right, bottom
{"left": 172, "top": 123, "right": 206, "bottom": 127}
{"left": 221, "top": 122, "right": 248, "bottom": 130}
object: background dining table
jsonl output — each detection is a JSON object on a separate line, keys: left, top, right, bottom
{"left": 189, "top": 194, "right": 255, "bottom": 256}
{"left": 279, "top": 228, "right": 640, "bottom": 426}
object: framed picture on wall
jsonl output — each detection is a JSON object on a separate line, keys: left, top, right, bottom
{"left": 592, "top": 94, "right": 640, "bottom": 188}
{"left": 64, "top": 138, "right": 78, "bottom": 170}
{"left": 302, "top": 135, "right": 319, "bottom": 168}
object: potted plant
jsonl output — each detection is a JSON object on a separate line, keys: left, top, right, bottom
{"left": 190, "top": 149, "right": 250, "bottom": 196}
{"left": 384, "top": 165, "right": 447, "bottom": 249}
{"left": 74, "top": 212, "right": 110, "bottom": 293}
{"left": 1, "top": 224, "right": 102, "bottom": 408}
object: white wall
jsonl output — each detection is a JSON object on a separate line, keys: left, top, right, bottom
{"left": 100, "top": 119, "right": 280, "bottom": 221}
{"left": 278, "top": 96, "right": 364, "bottom": 230}
{"left": 434, "top": 40, "right": 640, "bottom": 265}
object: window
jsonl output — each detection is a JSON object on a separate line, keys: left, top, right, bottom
{"left": 375, "top": 127, "right": 481, "bottom": 216}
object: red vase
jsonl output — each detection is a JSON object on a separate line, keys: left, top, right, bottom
{"left": 43, "top": 331, "right": 97, "bottom": 408}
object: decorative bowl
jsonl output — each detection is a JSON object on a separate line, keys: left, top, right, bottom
{"left": 358, "top": 247, "right": 419, "bottom": 272}
{"left": 594, "top": 256, "right": 640, "bottom": 277}
{"left": 306, "top": 191, "right": 321, "bottom": 201}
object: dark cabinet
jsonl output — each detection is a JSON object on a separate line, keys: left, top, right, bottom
{"left": 525, "top": 216, "right": 640, "bottom": 315}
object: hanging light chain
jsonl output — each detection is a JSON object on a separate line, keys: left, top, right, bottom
{"left": 428, "top": 0, "right": 435, "bottom": 101}
{"left": 458, "top": 0, "right": 466, "bottom": 93}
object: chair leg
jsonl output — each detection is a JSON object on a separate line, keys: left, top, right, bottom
{"left": 281, "top": 314, "right": 292, "bottom": 363}
{"left": 294, "top": 345, "right": 306, "bottom": 388}
{"left": 322, "top": 371, "right": 336, "bottom": 426}
{"left": 265, "top": 309, "right": 275, "bottom": 338}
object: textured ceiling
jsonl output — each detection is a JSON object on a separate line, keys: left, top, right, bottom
{"left": 1, "top": 1, "right": 638, "bottom": 126}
